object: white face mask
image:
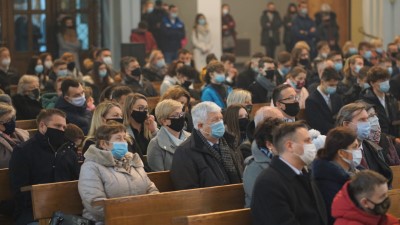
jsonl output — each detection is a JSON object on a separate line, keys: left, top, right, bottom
{"left": 343, "top": 149, "right": 362, "bottom": 167}
{"left": 69, "top": 94, "right": 86, "bottom": 107}
{"left": 294, "top": 143, "right": 317, "bottom": 165}
{"left": 44, "top": 60, "right": 53, "bottom": 69}
{"left": 2, "top": 58, "right": 11, "bottom": 67}
{"left": 103, "top": 56, "right": 112, "bottom": 66}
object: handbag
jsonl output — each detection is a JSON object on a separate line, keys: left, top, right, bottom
{"left": 49, "top": 211, "right": 95, "bottom": 225}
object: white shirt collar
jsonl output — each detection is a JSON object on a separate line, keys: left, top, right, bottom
{"left": 279, "top": 156, "right": 302, "bottom": 175}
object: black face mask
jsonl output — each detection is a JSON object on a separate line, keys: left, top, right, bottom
{"left": 391, "top": 52, "right": 398, "bottom": 58}
{"left": 168, "top": 116, "right": 185, "bottom": 132}
{"left": 280, "top": 101, "right": 300, "bottom": 117}
{"left": 45, "top": 127, "right": 66, "bottom": 149}
{"left": 265, "top": 70, "right": 275, "bottom": 80}
{"left": 67, "top": 62, "right": 75, "bottom": 71}
{"left": 27, "top": 88, "right": 40, "bottom": 100}
{"left": 3, "top": 119, "right": 16, "bottom": 135}
{"left": 368, "top": 197, "right": 391, "bottom": 215}
{"left": 182, "top": 80, "right": 192, "bottom": 88}
{"left": 299, "top": 58, "right": 309, "bottom": 66}
{"left": 131, "top": 68, "right": 142, "bottom": 77}
{"left": 131, "top": 110, "right": 148, "bottom": 124}
{"left": 106, "top": 118, "right": 124, "bottom": 124}
{"left": 238, "top": 118, "right": 249, "bottom": 132}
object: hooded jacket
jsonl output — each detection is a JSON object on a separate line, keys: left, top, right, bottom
{"left": 55, "top": 97, "right": 92, "bottom": 135}
{"left": 78, "top": 145, "right": 159, "bottom": 224}
{"left": 332, "top": 182, "right": 398, "bottom": 225}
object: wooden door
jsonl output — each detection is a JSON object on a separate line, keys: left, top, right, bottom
{"left": 1, "top": 0, "right": 99, "bottom": 74}
{"left": 308, "top": 0, "right": 350, "bottom": 48}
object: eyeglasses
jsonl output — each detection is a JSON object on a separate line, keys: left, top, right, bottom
{"left": 168, "top": 112, "right": 185, "bottom": 119}
{"left": 279, "top": 95, "right": 300, "bottom": 102}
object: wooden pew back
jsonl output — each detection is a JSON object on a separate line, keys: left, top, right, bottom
{"left": 16, "top": 119, "right": 37, "bottom": 130}
{"left": 388, "top": 188, "right": 400, "bottom": 218}
{"left": 27, "top": 171, "right": 173, "bottom": 220}
{"left": 147, "top": 96, "right": 160, "bottom": 111}
{"left": 173, "top": 208, "right": 251, "bottom": 225}
{"left": 0, "top": 169, "right": 12, "bottom": 201}
{"left": 250, "top": 103, "right": 269, "bottom": 119}
{"left": 391, "top": 166, "right": 400, "bottom": 189}
{"left": 104, "top": 183, "right": 245, "bottom": 225}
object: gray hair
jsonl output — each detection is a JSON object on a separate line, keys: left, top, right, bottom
{"left": 0, "top": 102, "right": 15, "bottom": 118}
{"left": 227, "top": 89, "right": 251, "bottom": 107}
{"left": 336, "top": 103, "right": 366, "bottom": 127}
{"left": 17, "top": 75, "right": 39, "bottom": 94}
{"left": 254, "top": 106, "right": 284, "bottom": 127}
{"left": 191, "top": 101, "right": 221, "bottom": 129}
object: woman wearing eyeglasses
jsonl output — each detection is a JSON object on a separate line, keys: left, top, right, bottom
{"left": 147, "top": 99, "right": 190, "bottom": 171}
{"left": 123, "top": 93, "right": 158, "bottom": 171}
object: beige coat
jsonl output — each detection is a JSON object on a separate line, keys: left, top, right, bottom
{"left": 78, "top": 145, "right": 159, "bottom": 224}
{"left": 0, "top": 128, "right": 29, "bottom": 169}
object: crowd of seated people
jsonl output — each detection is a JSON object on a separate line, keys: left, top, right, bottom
{"left": 1, "top": 1, "right": 400, "bottom": 224}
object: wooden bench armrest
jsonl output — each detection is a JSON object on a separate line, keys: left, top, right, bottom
{"left": 21, "top": 185, "right": 33, "bottom": 192}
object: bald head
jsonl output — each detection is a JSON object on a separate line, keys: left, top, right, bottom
{"left": 254, "top": 106, "right": 284, "bottom": 127}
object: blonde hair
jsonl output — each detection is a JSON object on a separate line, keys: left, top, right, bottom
{"left": 87, "top": 102, "right": 121, "bottom": 138}
{"left": 17, "top": 75, "right": 39, "bottom": 94}
{"left": 293, "top": 41, "right": 310, "bottom": 51}
{"left": 342, "top": 41, "right": 356, "bottom": 54}
{"left": 370, "top": 38, "right": 383, "bottom": 48}
{"left": 147, "top": 50, "right": 163, "bottom": 66}
{"left": 343, "top": 55, "right": 363, "bottom": 84}
{"left": 155, "top": 99, "right": 183, "bottom": 125}
{"left": 123, "top": 93, "right": 152, "bottom": 140}
{"left": 227, "top": 89, "right": 251, "bottom": 106}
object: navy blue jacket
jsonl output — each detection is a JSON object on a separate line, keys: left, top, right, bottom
{"left": 312, "top": 159, "right": 350, "bottom": 225}
{"left": 159, "top": 16, "right": 185, "bottom": 52}
{"left": 55, "top": 97, "right": 92, "bottom": 135}
{"left": 291, "top": 14, "right": 317, "bottom": 50}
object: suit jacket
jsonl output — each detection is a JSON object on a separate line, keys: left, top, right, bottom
{"left": 305, "top": 89, "right": 343, "bottom": 135}
{"left": 251, "top": 156, "right": 327, "bottom": 225}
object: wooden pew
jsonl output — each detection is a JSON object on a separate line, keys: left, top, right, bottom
{"left": 103, "top": 183, "right": 245, "bottom": 225}
{"left": 27, "top": 129, "right": 37, "bottom": 137}
{"left": 152, "top": 81, "right": 162, "bottom": 95}
{"left": 22, "top": 171, "right": 173, "bottom": 223}
{"left": 16, "top": 119, "right": 37, "bottom": 130}
{"left": 0, "top": 169, "right": 13, "bottom": 225}
{"left": 147, "top": 96, "right": 160, "bottom": 111}
{"left": 173, "top": 208, "right": 251, "bottom": 225}
{"left": 391, "top": 166, "right": 400, "bottom": 189}
{"left": 250, "top": 103, "right": 269, "bottom": 119}
{"left": 388, "top": 188, "right": 400, "bottom": 218}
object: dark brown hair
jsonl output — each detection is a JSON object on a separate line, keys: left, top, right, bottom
{"left": 317, "top": 127, "right": 357, "bottom": 160}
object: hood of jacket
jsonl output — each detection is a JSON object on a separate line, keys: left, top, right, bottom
{"left": 250, "top": 140, "right": 272, "bottom": 164}
{"left": 156, "top": 126, "right": 190, "bottom": 154}
{"left": 332, "top": 181, "right": 398, "bottom": 225}
{"left": 84, "top": 144, "right": 143, "bottom": 168}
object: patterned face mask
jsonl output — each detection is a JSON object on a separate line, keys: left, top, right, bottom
{"left": 368, "top": 115, "right": 381, "bottom": 143}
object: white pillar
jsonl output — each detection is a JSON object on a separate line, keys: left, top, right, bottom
{"left": 197, "top": 0, "right": 222, "bottom": 59}
{"left": 120, "top": 0, "right": 141, "bottom": 43}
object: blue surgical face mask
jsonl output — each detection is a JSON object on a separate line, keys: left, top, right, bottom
{"left": 348, "top": 47, "right": 358, "bottom": 55}
{"left": 326, "top": 86, "right": 337, "bottom": 95}
{"left": 356, "top": 121, "right": 371, "bottom": 140}
{"left": 281, "top": 66, "right": 291, "bottom": 76}
{"left": 170, "top": 13, "right": 178, "bottom": 18}
{"left": 209, "top": 120, "right": 225, "bottom": 139}
{"left": 147, "top": 7, "right": 154, "bottom": 13}
{"left": 300, "top": 8, "right": 308, "bottom": 16}
{"left": 355, "top": 65, "right": 362, "bottom": 74}
{"left": 362, "top": 82, "right": 370, "bottom": 90}
{"left": 57, "top": 69, "right": 68, "bottom": 77}
{"left": 99, "top": 69, "right": 107, "bottom": 78}
{"left": 388, "top": 67, "right": 393, "bottom": 76}
{"left": 376, "top": 48, "right": 383, "bottom": 54}
{"left": 198, "top": 18, "right": 206, "bottom": 26}
{"left": 334, "top": 62, "right": 343, "bottom": 72}
{"left": 156, "top": 59, "right": 166, "bottom": 68}
{"left": 363, "top": 50, "right": 372, "bottom": 60}
{"left": 111, "top": 142, "right": 128, "bottom": 160}
{"left": 35, "top": 65, "right": 44, "bottom": 74}
{"left": 69, "top": 94, "right": 86, "bottom": 107}
{"left": 379, "top": 80, "right": 390, "bottom": 93}
{"left": 214, "top": 73, "right": 226, "bottom": 84}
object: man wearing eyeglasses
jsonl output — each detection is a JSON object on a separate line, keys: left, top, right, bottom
{"left": 272, "top": 84, "right": 300, "bottom": 122}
